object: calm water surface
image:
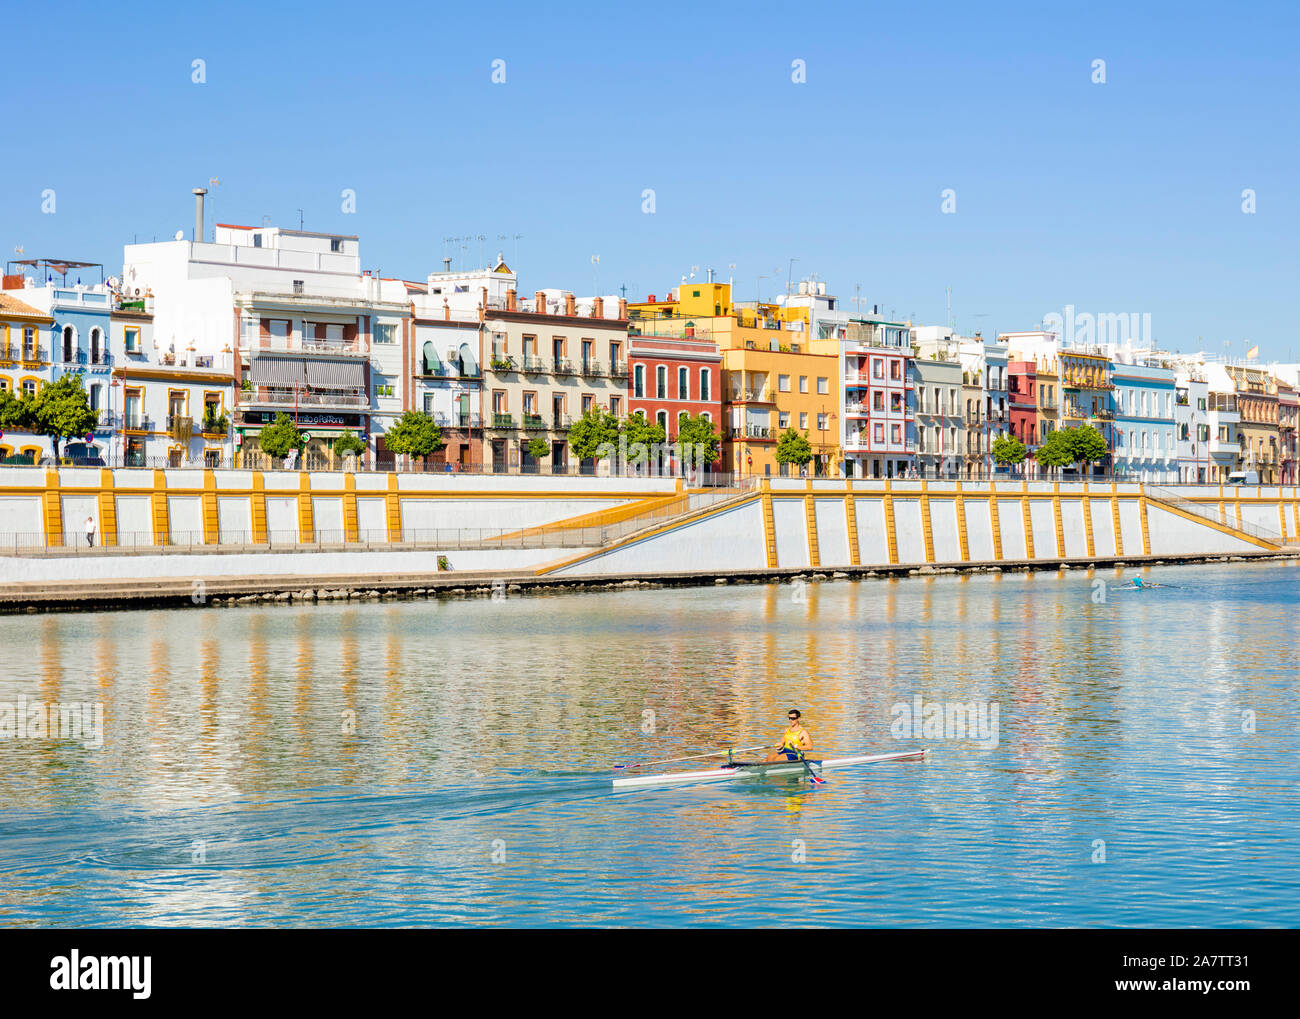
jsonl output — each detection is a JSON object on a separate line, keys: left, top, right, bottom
{"left": 1, "top": 561, "right": 1297, "bottom": 927}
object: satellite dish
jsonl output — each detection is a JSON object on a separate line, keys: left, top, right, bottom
{"left": 174, "top": 230, "right": 184, "bottom": 241}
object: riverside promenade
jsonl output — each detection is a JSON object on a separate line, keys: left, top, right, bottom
{"left": 1, "top": 467, "right": 1297, "bottom": 613}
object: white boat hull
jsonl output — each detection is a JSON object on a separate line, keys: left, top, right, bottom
{"left": 611, "top": 749, "right": 928, "bottom": 790}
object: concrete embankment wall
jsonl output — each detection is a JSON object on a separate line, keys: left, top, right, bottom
{"left": 0, "top": 467, "right": 678, "bottom": 548}
{"left": 545, "top": 480, "right": 1298, "bottom": 577}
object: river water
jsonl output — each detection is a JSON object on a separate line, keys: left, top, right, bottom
{"left": 1, "top": 561, "right": 1297, "bottom": 927}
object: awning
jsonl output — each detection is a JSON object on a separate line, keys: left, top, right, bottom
{"left": 248, "top": 356, "right": 306, "bottom": 386}
{"left": 458, "top": 342, "right": 478, "bottom": 374}
{"left": 423, "top": 340, "right": 441, "bottom": 373}
{"left": 306, "top": 359, "right": 365, "bottom": 388}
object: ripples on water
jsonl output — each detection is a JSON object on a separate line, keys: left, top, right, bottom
{"left": 0, "top": 562, "right": 1297, "bottom": 927}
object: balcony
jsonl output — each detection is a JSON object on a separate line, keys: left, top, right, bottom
{"left": 730, "top": 425, "right": 773, "bottom": 440}
{"left": 122, "top": 413, "right": 152, "bottom": 432}
{"left": 488, "top": 356, "right": 517, "bottom": 373}
{"left": 167, "top": 415, "right": 194, "bottom": 440}
{"left": 552, "top": 415, "right": 572, "bottom": 430}
{"left": 520, "top": 355, "right": 548, "bottom": 374}
{"left": 552, "top": 358, "right": 574, "bottom": 376}
{"left": 240, "top": 388, "right": 369, "bottom": 409}
{"left": 17, "top": 346, "right": 47, "bottom": 365}
{"left": 490, "top": 413, "right": 516, "bottom": 430}
{"left": 845, "top": 402, "right": 869, "bottom": 416}
{"left": 255, "top": 337, "right": 368, "bottom": 358}
{"left": 75, "top": 351, "right": 115, "bottom": 367}
{"left": 610, "top": 360, "right": 628, "bottom": 378}
{"left": 521, "top": 414, "right": 548, "bottom": 431}
{"left": 729, "top": 389, "right": 774, "bottom": 404}
{"left": 1092, "top": 408, "right": 1115, "bottom": 420}
{"left": 580, "top": 359, "right": 603, "bottom": 377}
{"left": 966, "top": 411, "right": 984, "bottom": 425}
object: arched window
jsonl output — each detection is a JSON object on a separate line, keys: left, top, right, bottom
{"left": 89, "top": 327, "right": 102, "bottom": 364}
{"left": 656, "top": 410, "right": 668, "bottom": 431}
{"left": 633, "top": 364, "right": 645, "bottom": 399}
{"left": 656, "top": 365, "right": 667, "bottom": 399}
{"left": 677, "top": 366, "right": 688, "bottom": 399}
{"left": 700, "top": 368, "right": 711, "bottom": 401}
{"left": 62, "top": 325, "right": 75, "bottom": 363}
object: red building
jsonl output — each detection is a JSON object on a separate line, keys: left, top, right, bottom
{"left": 1007, "top": 360, "right": 1038, "bottom": 474}
{"left": 626, "top": 335, "right": 723, "bottom": 469}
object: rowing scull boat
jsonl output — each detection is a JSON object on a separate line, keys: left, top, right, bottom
{"left": 611, "top": 749, "right": 928, "bottom": 790}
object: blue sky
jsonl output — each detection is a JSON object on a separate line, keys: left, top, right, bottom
{"left": 4, "top": 0, "right": 1297, "bottom": 357}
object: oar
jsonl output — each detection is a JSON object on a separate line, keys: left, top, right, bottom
{"left": 613, "top": 745, "right": 769, "bottom": 771}
{"left": 798, "top": 753, "right": 826, "bottom": 786}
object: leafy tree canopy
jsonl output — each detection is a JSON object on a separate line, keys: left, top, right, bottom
{"left": 384, "top": 410, "right": 444, "bottom": 463}
{"left": 27, "top": 374, "right": 98, "bottom": 458}
{"left": 568, "top": 408, "right": 620, "bottom": 460}
{"left": 992, "top": 433, "right": 1028, "bottom": 466}
{"left": 676, "top": 414, "right": 721, "bottom": 467}
{"left": 774, "top": 428, "right": 813, "bottom": 466}
{"left": 259, "top": 413, "right": 306, "bottom": 461}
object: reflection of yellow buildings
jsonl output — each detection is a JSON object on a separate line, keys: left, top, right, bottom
{"left": 629, "top": 283, "right": 841, "bottom": 476}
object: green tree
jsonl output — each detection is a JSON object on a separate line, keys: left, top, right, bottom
{"left": 384, "top": 410, "right": 444, "bottom": 466}
{"left": 1065, "top": 424, "right": 1109, "bottom": 471}
{"left": 775, "top": 428, "right": 813, "bottom": 468}
{"left": 526, "top": 436, "right": 550, "bottom": 460}
{"left": 620, "top": 411, "right": 666, "bottom": 448}
{"left": 676, "top": 413, "right": 721, "bottom": 468}
{"left": 332, "top": 430, "right": 367, "bottom": 459}
{"left": 26, "top": 374, "right": 98, "bottom": 459}
{"left": 567, "top": 407, "right": 620, "bottom": 461}
{"left": 259, "top": 413, "right": 306, "bottom": 464}
{"left": 0, "top": 388, "right": 29, "bottom": 431}
{"left": 1035, "top": 429, "right": 1074, "bottom": 473}
{"left": 992, "top": 433, "right": 1028, "bottom": 467}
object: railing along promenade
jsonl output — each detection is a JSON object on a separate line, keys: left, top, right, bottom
{"left": 3, "top": 479, "right": 758, "bottom": 556}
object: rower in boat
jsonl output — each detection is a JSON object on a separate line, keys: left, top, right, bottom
{"left": 764, "top": 709, "right": 813, "bottom": 763}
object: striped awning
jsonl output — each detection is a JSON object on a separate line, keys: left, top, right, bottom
{"left": 423, "top": 340, "right": 441, "bottom": 373}
{"left": 306, "top": 359, "right": 365, "bottom": 388}
{"left": 248, "top": 356, "right": 306, "bottom": 386}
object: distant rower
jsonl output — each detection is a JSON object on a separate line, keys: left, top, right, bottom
{"left": 766, "top": 709, "right": 813, "bottom": 762}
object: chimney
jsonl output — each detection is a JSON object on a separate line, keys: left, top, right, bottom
{"left": 506, "top": 288, "right": 517, "bottom": 312}
{"left": 192, "top": 187, "right": 208, "bottom": 242}
{"left": 564, "top": 293, "right": 576, "bottom": 317}
{"left": 535, "top": 290, "right": 546, "bottom": 314}
{"left": 617, "top": 298, "right": 628, "bottom": 319}
{"left": 647, "top": 294, "right": 656, "bottom": 303}
{"left": 443, "top": 257, "right": 452, "bottom": 272}
{"left": 592, "top": 296, "right": 604, "bottom": 318}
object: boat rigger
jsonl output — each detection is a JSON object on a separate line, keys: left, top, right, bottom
{"left": 611, "top": 749, "right": 929, "bottom": 790}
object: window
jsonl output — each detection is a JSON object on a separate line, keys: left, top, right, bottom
{"left": 816, "top": 413, "right": 826, "bottom": 430}
{"left": 799, "top": 412, "right": 808, "bottom": 429}
{"left": 493, "top": 391, "right": 507, "bottom": 414}
{"left": 779, "top": 412, "right": 790, "bottom": 428}
{"left": 330, "top": 238, "right": 343, "bottom": 252}
{"left": 610, "top": 396, "right": 621, "bottom": 416}
{"left": 873, "top": 392, "right": 884, "bottom": 411}
{"left": 423, "top": 393, "right": 437, "bottom": 415}
{"left": 253, "top": 233, "right": 262, "bottom": 247}
{"left": 890, "top": 361, "right": 901, "bottom": 381}
{"left": 62, "top": 325, "right": 74, "bottom": 362}
{"left": 891, "top": 424, "right": 901, "bottom": 443}
{"left": 23, "top": 378, "right": 37, "bottom": 397}
{"left": 700, "top": 368, "right": 711, "bottom": 401}
{"left": 582, "top": 394, "right": 594, "bottom": 414}
{"left": 609, "top": 341, "right": 622, "bottom": 366}
{"left": 523, "top": 392, "right": 537, "bottom": 415}
{"left": 874, "top": 424, "right": 884, "bottom": 443}
{"left": 374, "top": 324, "right": 396, "bottom": 344}
{"left": 656, "top": 365, "right": 667, "bottom": 399}
{"left": 778, "top": 374, "right": 790, "bottom": 392}
{"left": 799, "top": 376, "right": 808, "bottom": 393}
{"left": 292, "top": 280, "right": 304, "bottom": 294}
{"left": 678, "top": 366, "right": 688, "bottom": 398}
{"left": 634, "top": 364, "right": 645, "bottom": 398}
{"left": 891, "top": 393, "right": 902, "bottom": 412}
{"left": 656, "top": 410, "right": 668, "bottom": 431}
{"left": 873, "top": 359, "right": 884, "bottom": 379}
{"left": 817, "top": 376, "right": 828, "bottom": 395}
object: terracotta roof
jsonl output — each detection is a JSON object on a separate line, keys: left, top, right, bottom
{"left": 0, "top": 293, "right": 54, "bottom": 323}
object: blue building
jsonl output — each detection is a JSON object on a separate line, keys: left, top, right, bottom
{"left": 1111, "top": 357, "right": 1178, "bottom": 482}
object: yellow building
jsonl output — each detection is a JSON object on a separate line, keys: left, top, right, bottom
{"left": 629, "top": 282, "right": 841, "bottom": 476}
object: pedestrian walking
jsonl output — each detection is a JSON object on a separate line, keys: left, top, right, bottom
{"left": 85, "top": 515, "right": 96, "bottom": 548}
